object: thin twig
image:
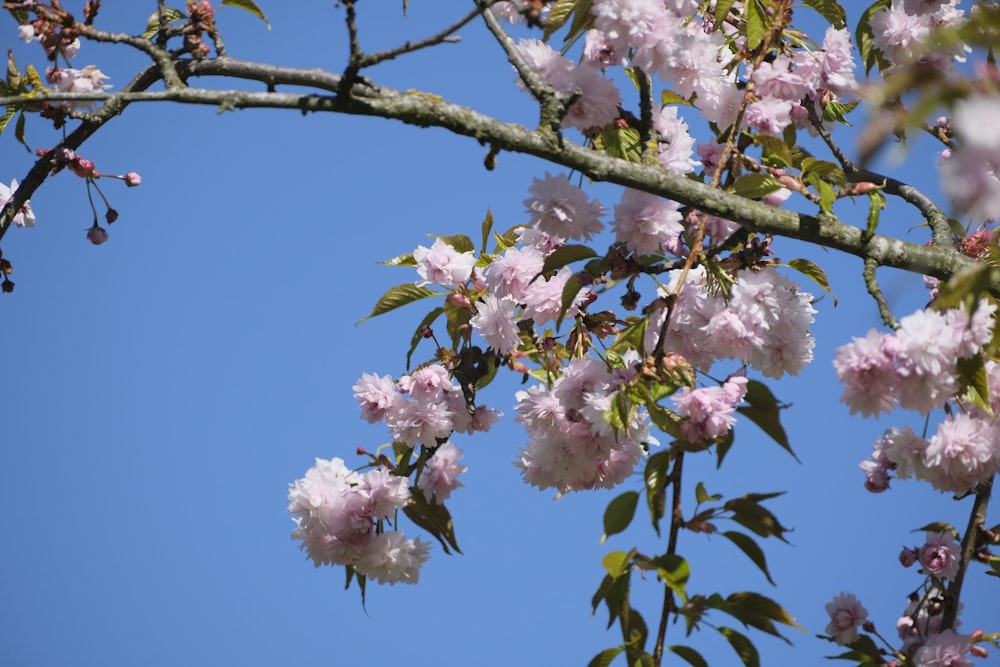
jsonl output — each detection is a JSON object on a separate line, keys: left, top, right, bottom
{"left": 943, "top": 477, "right": 993, "bottom": 631}
{"left": 357, "top": 7, "right": 482, "bottom": 68}
{"left": 863, "top": 257, "right": 900, "bottom": 330}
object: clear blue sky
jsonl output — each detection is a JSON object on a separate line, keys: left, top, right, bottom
{"left": 1, "top": 3, "right": 996, "bottom": 666}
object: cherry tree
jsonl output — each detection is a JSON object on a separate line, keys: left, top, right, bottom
{"left": 2, "top": 1, "right": 999, "bottom": 665}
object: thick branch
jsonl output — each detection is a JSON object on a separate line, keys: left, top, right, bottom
{"left": 0, "top": 62, "right": 987, "bottom": 290}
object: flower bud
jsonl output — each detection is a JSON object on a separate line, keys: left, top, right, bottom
{"left": 1, "top": 279, "right": 13, "bottom": 293}
{"left": 70, "top": 158, "right": 97, "bottom": 178}
{"left": 898, "top": 547, "right": 916, "bottom": 567}
{"left": 125, "top": 171, "right": 142, "bottom": 187}
{"left": 87, "top": 224, "right": 109, "bottom": 245}
{"left": 105, "top": 208, "right": 119, "bottom": 224}
{"left": 445, "top": 293, "right": 472, "bottom": 310}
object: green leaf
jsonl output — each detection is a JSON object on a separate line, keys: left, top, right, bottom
{"left": 802, "top": 158, "right": 847, "bottom": 186}
{"left": 142, "top": 7, "right": 187, "bottom": 39}
{"left": 380, "top": 252, "right": 417, "bottom": 267}
{"left": 725, "top": 591, "right": 805, "bottom": 637}
{"left": 357, "top": 284, "right": 441, "bottom": 324}
{"left": 736, "top": 380, "right": 796, "bottom": 460}
{"left": 602, "top": 550, "right": 632, "bottom": 578}
{"left": 712, "top": 0, "right": 739, "bottom": 32}
{"left": 587, "top": 647, "right": 624, "bottom": 667}
{"left": 661, "top": 89, "right": 693, "bottom": 106}
{"left": 220, "top": 0, "right": 271, "bottom": 28}
{"left": 0, "top": 105, "right": 15, "bottom": 136}
{"left": 695, "top": 481, "right": 722, "bottom": 504}
{"left": 667, "top": 646, "right": 709, "bottom": 667}
{"left": 542, "top": 244, "right": 599, "bottom": 275}
{"left": 730, "top": 173, "right": 783, "bottom": 200}
{"left": 785, "top": 258, "right": 837, "bottom": 306}
{"left": 863, "top": 191, "right": 885, "bottom": 242}
{"left": 608, "top": 318, "right": 648, "bottom": 358}
{"left": 719, "top": 626, "right": 760, "bottom": 667}
{"left": 644, "top": 450, "right": 673, "bottom": 535}
{"left": 433, "top": 234, "right": 475, "bottom": 255}
{"left": 480, "top": 209, "right": 494, "bottom": 254}
{"left": 744, "top": 0, "right": 767, "bottom": 50}
{"left": 649, "top": 553, "right": 690, "bottom": 602}
{"left": 444, "top": 299, "right": 472, "bottom": 348}
{"left": 722, "top": 531, "right": 776, "bottom": 586}
{"left": 801, "top": 0, "right": 847, "bottom": 29}
{"left": 806, "top": 172, "right": 836, "bottom": 215}
{"left": 957, "top": 354, "right": 993, "bottom": 417}
{"left": 632, "top": 653, "right": 654, "bottom": 667}
{"left": 822, "top": 99, "right": 859, "bottom": 125}
{"left": 403, "top": 491, "right": 462, "bottom": 555}
{"left": 558, "top": 272, "right": 587, "bottom": 328}
{"left": 602, "top": 491, "right": 640, "bottom": 542}
{"left": 562, "top": 0, "right": 596, "bottom": 47}
{"left": 544, "top": 0, "right": 580, "bottom": 40}
{"left": 406, "top": 307, "right": 444, "bottom": 370}
{"left": 754, "top": 134, "right": 793, "bottom": 168}
{"left": 716, "top": 429, "right": 735, "bottom": 468}
{"left": 724, "top": 493, "right": 790, "bottom": 542}
{"left": 598, "top": 124, "right": 643, "bottom": 163}
{"left": 912, "top": 522, "right": 959, "bottom": 538}
{"left": 855, "top": 0, "right": 892, "bottom": 75}
{"left": 14, "top": 108, "right": 28, "bottom": 152}
{"left": 931, "top": 263, "right": 1000, "bottom": 311}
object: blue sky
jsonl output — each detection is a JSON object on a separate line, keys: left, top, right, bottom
{"left": 1, "top": 3, "right": 997, "bottom": 666}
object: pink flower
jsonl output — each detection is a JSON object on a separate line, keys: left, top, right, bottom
{"left": 745, "top": 96, "right": 794, "bottom": 135}
{"left": 825, "top": 592, "right": 869, "bottom": 645}
{"left": 470, "top": 294, "right": 520, "bottom": 352}
{"left": 917, "top": 531, "right": 961, "bottom": 580}
{"left": 356, "top": 531, "right": 430, "bottom": 585}
{"left": 914, "top": 630, "right": 974, "bottom": 667}
{"left": 521, "top": 267, "right": 587, "bottom": 324}
{"left": 672, "top": 374, "right": 748, "bottom": 443}
{"left": 353, "top": 372, "right": 398, "bottom": 424}
{"left": 417, "top": 441, "right": 467, "bottom": 503}
{"left": 654, "top": 105, "right": 698, "bottom": 175}
{"left": 612, "top": 188, "right": 683, "bottom": 256}
{"left": 413, "top": 238, "right": 475, "bottom": 287}
{"left": 922, "top": 414, "right": 998, "bottom": 494}
{"left": 482, "top": 245, "right": 545, "bottom": 301}
{"left": 833, "top": 329, "right": 900, "bottom": 417}
{"left": 524, "top": 173, "right": 605, "bottom": 242}
{"left": 942, "top": 93, "right": 1000, "bottom": 220}
{"left": 124, "top": 171, "right": 142, "bottom": 187}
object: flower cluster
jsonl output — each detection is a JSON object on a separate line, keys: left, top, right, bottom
{"left": 515, "top": 354, "right": 657, "bottom": 492}
{"left": 353, "top": 365, "right": 500, "bottom": 448}
{"left": 645, "top": 265, "right": 817, "bottom": 378}
{"left": 870, "top": 0, "right": 967, "bottom": 69}
{"left": 287, "top": 457, "right": 429, "bottom": 584}
{"left": 835, "top": 302, "right": 996, "bottom": 417}
{"left": 672, "top": 373, "right": 748, "bottom": 443}
{"left": 941, "top": 93, "right": 1000, "bottom": 220}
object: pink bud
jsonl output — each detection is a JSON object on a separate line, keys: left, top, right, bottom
{"left": 105, "top": 209, "right": 119, "bottom": 224}
{"left": 125, "top": 171, "right": 142, "bottom": 187}
{"left": 70, "top": 158, "right": 97, "bottom": 178}
{"left": 445, "top": 293, "right": 472, "bottom": 310}
{"left": 87, "top": 224, "right": 109, "bottom": 245}
{"left": 898, "top": 548, "right": 916, "bottom": 567}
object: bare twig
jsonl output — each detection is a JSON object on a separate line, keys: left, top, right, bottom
{"left": 863, "top": 258, "right": 900, "bottom": 330}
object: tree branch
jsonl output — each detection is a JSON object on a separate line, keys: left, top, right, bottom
{"left": 0, "top": 63, "right": 987, "bottom": 291}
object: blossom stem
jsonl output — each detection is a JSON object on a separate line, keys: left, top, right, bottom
{"left": 652, "top": 450, "right": 684, "bottom": 667}
{"left": 942, "top": 476, "right": 993, "bottom": 630}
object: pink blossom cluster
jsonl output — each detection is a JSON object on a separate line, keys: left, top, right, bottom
{"left": 861, "top": 411, "right": 1000, "bottom": 495}
{"left": 672, "top": 373, "right": 748, "bottom": 442}
{"left": 514, "top": 39, "right": 621, "bottom": 131}
{"left": 870, "top": 0, "right": 967, "bottom": 69}
{"left": 515, "top": 354, "right": 657, "bottom": 492}
{"left": 645, "top": 266, "right": 817, "bottom": 378}
{"left": 288, "top": 457, "right": 430, "bottom": 584}
{"left": 941, "top": 93, "right": 1000, "bottom": 220}
{"left": 835, "top": 301, "right": 996, "bottom": 417}
{"left": 414, "top": 238, "right": 476, "bottom": 287}
{"left": 353, "top": 365, "right": 500, "bottom": 448}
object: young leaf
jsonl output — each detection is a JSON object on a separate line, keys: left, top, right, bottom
{"left": 220, "top": 0, "right": 271, "bottom": 28}
{"left": 558, "top": 272, "right": 586, "bottom": 328}
{"left": 736, "top": 380, "right": 797, "bottom": 460}
{"left": 712, "top": 0, "right": 739, "bottom": 32}
{"left": 403, "top": 492, "right": 462, "bottom": 554}
{"left": 730, "top": 173, "right": 784, "bottom": 200}
{"left": 667, "top": 646, "right": 709, "bottom": 667}
{"left": 644, "top": 450, "right": 673, "bottom": 535}
{"left": 602, "top": 490, "right": 640, "bottom": 542}
{"left": 785, "top": 258, "right": 837, "bottom": 305}
{"left": 695, "top": 481, "right": 722, "bottom": 504}
{"left": 725, "top": 591, "right": 805, "bottom": 636}
{"left": 724, "top": 493, "right": 790, "bottom": 542}
{"left": 544, "top": 0, "right": 580, "bottom": 40}
{"left": 602, "top": 550, "right": 633, "bottom": 578}
{"left": 587, "top": 646, "right": 623, "bottom": 667}
{"left": 356, "top": 284, "right": 441, "bottom": 324}
{"left": 856, "top": 0, "right": 892, "bottom": 75}
{"left": 801, "top": 0, "right": 847, "bottom": 29}
{"left": 480, "top": 209, "right": 494, "bottom": 254}
{"left": 718, "top": 626, "right": 760, "bottom": 667}
{"left": 649, "top": 553, "right": 690, "bottom": 602}
{"left": 541, "top": 244, "right": 599, "bottom": 274}
{"left": 380, "top": 252, "right": 417, "bottom": 267}
{"left": 143, "top": 8, "right": 187, "bottom": 39}
{"left": 435, "top": 233, "right": 476, "bottom": 254}
{"left": 912, "top": 522, "right": 958, "bottom": 538}
{"left": 722, "top": 531, "right": 776, "bottom": 586}
{"left": 744, "top": 0, "right": 767, "bottom": 50}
